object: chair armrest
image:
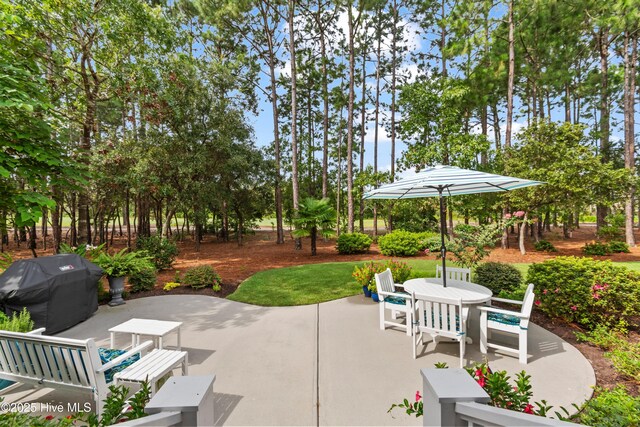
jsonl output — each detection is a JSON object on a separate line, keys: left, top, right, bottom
{"left": 96, "top": 340, "right": 154, "bottom": 373}
{"left": 491, "top": 297, "right": 523, "bottom": 305}
{"left": 378, "top": 290, "right": 411, "bottom": 300}
{"left": 26, "top": 328, "right": 46, "bottom": 335}
{"left": 478, "top": 305, "right": 527, "bottom": 318}
{"left": 394, "top": 283, "right": 405, "bottom": 289}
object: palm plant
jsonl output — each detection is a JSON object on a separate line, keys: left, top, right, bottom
{"left": 292, "top": 198, "right": 336, "bottom": 256}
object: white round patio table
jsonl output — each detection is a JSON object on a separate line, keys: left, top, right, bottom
{"left": 403, "top": 278, "right": 492, "bottom": 304}
{"left": 403, "top": 278, "right": 492, "bottom": 342}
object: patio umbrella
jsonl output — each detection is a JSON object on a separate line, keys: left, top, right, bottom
{"left": 363, "top": 165, "right": 543, "bottom": 287}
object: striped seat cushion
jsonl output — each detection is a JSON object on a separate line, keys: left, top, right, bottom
{"left": 488, "top": 312, "right": 520, "bottom": 326}
{"left": 385, "top": 296, "right": 408, "bottom": 305}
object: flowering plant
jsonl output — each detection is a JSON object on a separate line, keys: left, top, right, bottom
{"left": 389, "top": 362, "right": 551, "bottom": 418}
{"left": 387, "top": 390, "right": 423, "bottom": 417}
{"left": 352, "top": 260, "right": 411, "bottom": 293}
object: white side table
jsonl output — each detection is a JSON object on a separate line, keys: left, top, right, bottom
{"left": 109, "top": 318, "right": 182, "bottom": 350}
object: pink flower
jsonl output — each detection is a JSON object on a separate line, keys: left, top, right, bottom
{"left": 524, "top": 403, "right": 534, "bottom": 414}
{"left": 534, "top": 300, "right": 541, "bottom": 306}
{"left": 513, "top": 386, "right": 518, "bottom": 392}
{"left": 45, "top": 415, "right": 54, "bottom": 420}
{"left": 504, "top": 213, "right": 512, "bottom": 219}
{"left": 477, "top": 378, "right": 486, "bottom": 388}
{"left": 475, "top": 369, "right": 484, "bottom": 378}
{"left": 592, "top": 293, "right": 601, "bottom": 300}
{"left": 543, "top": 289, "right": 548, "bottom": 295}
{"left": 514, "top": 211, "right": 525, "bottom": 218}
{"left": 555, "top": 288, "right": 560, "bottom": 293}
{"left": 571, "top": 305, "right": 578, "bottom": 311}
{"left": 424, "top": 249, "right": 430, "bottom": 255}
{"left": 415, "top": 391, "right": 422, "bottom": 402}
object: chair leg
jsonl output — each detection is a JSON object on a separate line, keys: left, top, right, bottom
{"left": 480, "top": 313, "right": 488, "bottom": 354}
{"left": 405, "top": 310, "right": 412, "bottom": 336}
{"left": 459, "top": 337, "right": 465, "bottom": 368}
{"left": 519, "top": 329, "right": 528, "bottom": 364}
{"left": 379, "top": 303, "right": 385, "bottom": 331}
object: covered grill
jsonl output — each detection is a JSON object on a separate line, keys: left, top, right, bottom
{"left": 0, "top": 254, "right": 103, "bottom": 334}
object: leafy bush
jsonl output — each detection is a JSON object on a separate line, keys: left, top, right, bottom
{"left": 474, "top": 262, "right": 522, "bottom": 294}
{"left": 577, "top": 386, "right": 640, "bottom": 427}
{"left": 583, "top": 241, "right": 611, "bottom": 256}
{"left": 94, "top": 249, "right": 154, "bottom": 277}
{"left": 419, "top": 236, "right": 445, "bottom": 254}
{"left": 378, "top": 230, "right": 421, "bottom": 256}
{"left": 136, "top": 235, "right": 179, "bottom": 270}
{"left": 352, "top": 260, "right": 412, "bottom": 293}
{"left": 0, "top": 308, "right": 33, "bottom": 332}
{"left": 182, "top": 265, "right": 222, "bottom": 289}
{"left": 336, "top": 232, "right": 372, "bottom": 254}
{"left": 527, "top": 257, "right": 640, "bottom": 330}
{"left": 608, "top": 241, "right": 630, "bottom": 254}
{"left": 127, "top": 266, "right": 157, "bottom": 293}
{"left": 576, "top": 326, "right": 640, "bottom": 382}
{"left": 597, "top": 213, "right": 625, "bottom": 241}
{"left": 453, "top": 224, "right": 478, "bottom": 235}
{"left": 533, "top": 240, "right": 557, "bottom": 252}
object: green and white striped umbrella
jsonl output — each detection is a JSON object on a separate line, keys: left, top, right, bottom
{"left": 364, "top": 165, "right": 543, "bottom": 287}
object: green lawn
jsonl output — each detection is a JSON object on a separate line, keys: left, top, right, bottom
{"left": 228, "top": 259, "right": 640, "bottom": 307}
{"left": 228, "top": 262, "right": 366, "bottom": 306}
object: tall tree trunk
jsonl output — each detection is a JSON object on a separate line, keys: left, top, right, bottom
{"left": 288, "top": 0, "right": 302, "bottom": 249}
{"left": 124, "top": 189, "right": 131, "bottom": 248}
{"left": 596, "top": 28, "right": 611, "bottom": 230}
{"left": 346, "top": 5, "right": 357, "bottom": 233}
{"left": 262, "top": 6, "right": 285, "bottom": 245}
{"left": 359, "top": 50, "right": 366, "bottom": 232}
{"left": 316, "top": 9, "right": 330, "bottom": 200}
{"left": 373, "top": 22, "right": 382, "bottom": 238}
{"left": 505, "top": 0, "right": 515, "bottom": 148}
{"left": 624, "top": 31, "right": 636, "bottom": 247}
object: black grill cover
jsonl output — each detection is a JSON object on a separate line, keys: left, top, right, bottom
{"left": 0, "top": 254, "right": 103, "bottom": 334}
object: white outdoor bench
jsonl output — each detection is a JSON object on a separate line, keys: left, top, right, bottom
{"left": 0, "top": 329, "right": 169, "bottom": 415}
{"left": 114, "top": 349, "right": 188, "bottom": 394}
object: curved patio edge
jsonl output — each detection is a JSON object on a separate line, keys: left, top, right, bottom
{"left": 0, "top": 294, "right": 595, "bottom": 426}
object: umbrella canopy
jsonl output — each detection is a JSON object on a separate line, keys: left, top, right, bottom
{"left": 363, "top": 165, "right": 543, "bottom": 287}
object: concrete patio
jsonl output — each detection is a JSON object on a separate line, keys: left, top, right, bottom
{"left": 2, "top": 295, "right": 595, "bottom": 425}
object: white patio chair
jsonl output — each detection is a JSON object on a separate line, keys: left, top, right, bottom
{"left": 478, "top": 284, "right": 535, "bottom": 364}
{"left": 375, "top": 268, "right": 412, "bottom": 336}
{"left": 435, "top": 265, "right": 472, "bottom": 282}
{"left": 411, "top": 292, "right": 469, "bottom": 368}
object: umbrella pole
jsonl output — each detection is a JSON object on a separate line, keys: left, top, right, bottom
{"left": 439, "top": 189, "right": 447, "bottom": 288}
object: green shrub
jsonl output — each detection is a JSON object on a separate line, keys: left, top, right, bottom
{"left": 336, "top": 232, "right": 372, "bottom": 254}
{"left": 474, "top": 262, "right": 522, "bottom": 294}
{"left": 597, "top": 213, "right": 625, "bottom": 241}
{"left": 378, "top": 230, "right": 421, "bottom": 256}
{"left": 533, "top": 240, "right": 557, "bottom": 252}
{"left": 583, "top": 241, "right": 611, "bottom": 256}
{"left": 128, "top": 266, "right": 157, "bottom": 293}
{"left": 527, "top": 257, "right": 640, "bottom": 330}
{"left": 0, "top": 308, "right": 34, "bottom": 332}
{"left": 453, "top": 224, "right": 477, "bottom": 235}
{"left": 577, "top": 326, "right": 640, "bottom": 382}
{"left": 608, "top": 241, "right": 630, "bottom": 253}
{"left": 577, "top": 386, "right": 640, "bottom": 427}
{"left": 352, "top": 260, "right": 412, "bottom": 293}
{"left": 182, "top": 265, "right": 222, "bottom": 289}
{"left": 136, "top": 235, "right": 179, "bottom": 270}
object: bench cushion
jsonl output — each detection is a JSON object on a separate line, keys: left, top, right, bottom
{"left": 98, "top": 348, "right": 141, "bottom": 383}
